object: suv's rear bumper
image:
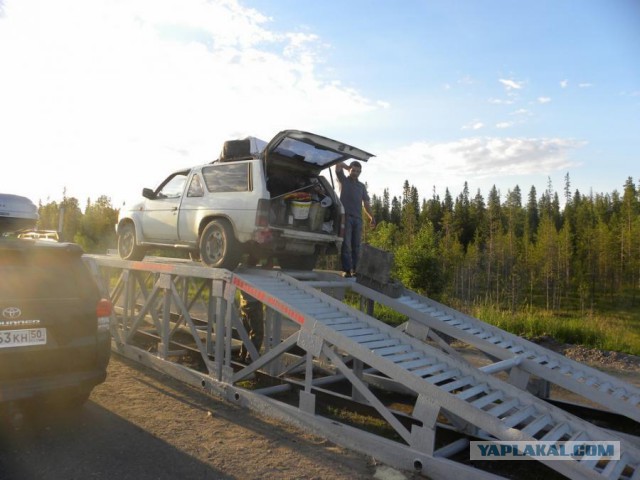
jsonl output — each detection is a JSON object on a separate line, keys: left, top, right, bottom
{"left": 0, "top": 368, "right": 108, "bottom": 402}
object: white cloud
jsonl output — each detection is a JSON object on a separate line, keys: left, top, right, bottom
{"left": 496, "top": 122, "right": 513, "bottom": 129}
{"left": 488, "top": 97, "right": 515, "bottom": 105}
{"left": 538, "top": 97, "right": 551, "bottom": 104}
{"left": 560, "top": 79, "right": 569, "bottom": 88}
{"left": 462, "top": 121, "right": 484, "bottom": 130}
{"left": 365, "top": 137, "right": 584, "bottom": 200}
{"left": 0, "top": 0, "right": 382, "bottom": 205}
{"left": 579, "top": 82, "right": 594, "bottom": 88}
{"left": 499, "top": 78, "right": 523, "bottom": 90}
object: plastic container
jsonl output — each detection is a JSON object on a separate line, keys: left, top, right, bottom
{"left": 290, "top": 201, "right": 311, "bottom": 220}
{"left": 308, "top": 202, "right": 326, "bottom": 231}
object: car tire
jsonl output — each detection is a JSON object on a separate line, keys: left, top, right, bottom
{"left": 279, "top": 254, "right": 317, "bottom": 271}
{"left": 117, "top": 223, "right": 146, "bottom": 261}
{"left": 199, "top": 219, "right": 241, "bottom": 270}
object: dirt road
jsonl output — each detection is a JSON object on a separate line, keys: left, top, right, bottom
{"left": 0, "top": 355, "right": 382, "bottom": 480}
{"left": 2, "top": 343, "right": 637, "bottom": 480}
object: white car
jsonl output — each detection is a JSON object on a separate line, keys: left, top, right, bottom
{"left": 116, "top": 130, "right": 373, "bottom": 270}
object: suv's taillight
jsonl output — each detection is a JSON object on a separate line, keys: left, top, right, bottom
{"left": 96, "top": 298, "right": 112, "bottom": 332}
{"left": 255, "top": 199, "right": 270, "bottom": 227}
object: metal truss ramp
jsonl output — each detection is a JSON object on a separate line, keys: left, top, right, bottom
{"left": 351, "top": 283, "right": 640, "bottom": 424}
{"left": 86, "top": 256, "right": 640, "bottom": 480}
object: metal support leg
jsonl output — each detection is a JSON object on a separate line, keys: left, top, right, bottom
{"left": 300, "top": 350, "right": 316, "bottom": 414}
{"left": 410, "top": 394, "right": 439, "bottom": 455}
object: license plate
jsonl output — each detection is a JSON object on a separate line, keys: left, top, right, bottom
{"left": 0, "top": 328, "right": 47, "bottom": 348}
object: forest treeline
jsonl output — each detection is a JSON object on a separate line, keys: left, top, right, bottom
{"left": 365, "top": 174, "right": 640, "bottom": 313}
{"left": 35, "top": 175, "right": 640, "bottom": 314}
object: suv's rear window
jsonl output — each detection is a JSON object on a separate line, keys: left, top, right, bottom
{"left": 202, "top": 163, "right": 250, "bottom": 192}
{"left": 273, "top": 137, "right": 344, "bottom": 166}
{"left": 0, "top": 251, "right": 95, "bottom": 300}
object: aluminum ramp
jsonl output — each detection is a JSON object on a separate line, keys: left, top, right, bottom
{"left": 349, "top": 283, "right": 640, "bottom": 424}
{"left": 234, "top": 270, "right": 640, "bottom": 480}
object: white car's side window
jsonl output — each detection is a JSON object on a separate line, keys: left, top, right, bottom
{"left": 158, "top": 174, "right": 188, "bottom": 199}
{"left": 202, "top": 163, "right": 250, "bottom": 193}
{"left": 187, "top": 174, "right": 204, "bottom": 197}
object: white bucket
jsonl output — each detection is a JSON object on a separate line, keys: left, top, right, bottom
{"left": 290, "top": 201, "right": 311, "bottom": 220}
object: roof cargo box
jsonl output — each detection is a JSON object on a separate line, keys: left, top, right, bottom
{"left": 218, "top": 136, "right": 267, "bottom": 162}
{"left": 0, "top": 193, "right": 38, "bottom": 234}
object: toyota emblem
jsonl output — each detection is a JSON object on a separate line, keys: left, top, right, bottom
{"left": 2, "top": 307, "right": 22, "bottom": 319}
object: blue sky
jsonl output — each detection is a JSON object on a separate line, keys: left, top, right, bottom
{"left": 0, "top": 0, "right": 638, "bottom": 207}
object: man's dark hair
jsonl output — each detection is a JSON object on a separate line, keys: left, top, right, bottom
{"left": 350, "top": 161, "right": 362, "bottom": 169}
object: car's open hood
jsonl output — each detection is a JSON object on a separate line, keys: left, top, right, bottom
{"left": 262, "top": 130, "right": 374, "bottom": 170}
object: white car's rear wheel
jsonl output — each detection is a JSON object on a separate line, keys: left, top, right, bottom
{"left": 199, "top": 219, "right": 240, "bottom": 270}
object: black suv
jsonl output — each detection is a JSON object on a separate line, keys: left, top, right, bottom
{"left": 0, "top": 238, "right": 112, "bottom": 407}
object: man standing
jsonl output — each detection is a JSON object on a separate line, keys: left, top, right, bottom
{"left": 335, "top": 161, "right": 375, "bottom": 277}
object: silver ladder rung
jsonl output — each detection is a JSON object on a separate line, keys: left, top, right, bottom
{"left": 585, "top": 376, "right": 599, "bottom": 386}
{"left": 470, "top": 390, "right": 503, "bottom": 408}
{"left": 600, "top": 454, "right": 628, "bottom": 480}
{"left": 387, "top": 351, "right": 423, "bottom": 363}
{"left": 503, "top": 405, "right": 536, "bottom": 428}
{"left": 368, "top": 339, "right": 400, "bottom": 350}
{"left": 412, "top": 362, "right": 447, "bottom": 377}
{"left": 455, "top": 383, "right": 489, "bottom": 401}
{"left": 540, "top": 423, "right": 571, "bottom": 442}
{"left": 399, "top": 358, "right": 434, "bottom": 370}
{"left": 333, "top": 322, "right": 370, "bottom": 331}
{"left": 376, "top": 344, "right": 412, "bottom": 356}
{"left": 486, "top": 399, "right": 519, "bottom": 417}
{"left": 354, "top": 333, "right": 388, "bottom": 343}
{"left": 324, "top": 317, "right": 357, "bottom": 326}
{"left": 578, "top": 456, "right": 601, "bottom": 470}
{"left": 441, "top": 376, "right": 475, "bottom": 393}
{"left": 315, "top": 312, "right": 348, "bottom": 321}
{"left": 425, "top": 369, "right": 460, "bottom": 384}
{"left": 611, "top": 388, "right": 627, "bottom": 399}
{"left": 521, "top": 414, "right": 552, "bottom": 436}
{"left": 568, "top": 431, "right": 588, "bottom": 442}
{"left": 341, "top": 327, "right": 379, "bottom": 337}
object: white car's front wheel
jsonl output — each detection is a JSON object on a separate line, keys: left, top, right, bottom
{"left": 199, "top": 219, "right": 240, "bottom": 270}
{"left": 117, "top": 223, "right": 146, "bottom": 261}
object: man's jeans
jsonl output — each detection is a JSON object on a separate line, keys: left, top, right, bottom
{"left": 341, "top": 214, "right": 362, "bottom": 273}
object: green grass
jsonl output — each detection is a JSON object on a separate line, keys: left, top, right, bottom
{"left": 357, "top": 293, "right": 640, "bottom": 356}
{"left": 469, "top": 304, "right": 640, "bottom": 356}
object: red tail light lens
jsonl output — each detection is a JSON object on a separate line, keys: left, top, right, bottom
{"left": 255, "top": 199, "right": 270, "bottom": 227}
{"left": 96, "top": 298, "right": 112, "bottom": 317}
